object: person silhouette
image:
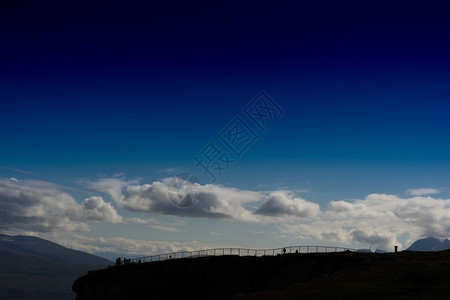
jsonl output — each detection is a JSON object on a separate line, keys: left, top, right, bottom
{"left": 116, "top": 257, "right": 122, "bottom": 265}
{"left": 282, "top": 248, "right": 286, "bottom": 254}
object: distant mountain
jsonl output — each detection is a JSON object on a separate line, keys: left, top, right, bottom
{"left": 407, "top": 237, "right": 450, "bottom": 251}
{"left": 440, "top": 239, "right": 450, "bottom": 251}
{"left": 0, "top": 234, "right": 111, "bottom": 265}
{"left": 356, "top": 248, "right": 386, "bottom": 253}
{"left": 0, "top": 233, "right": 112, "bottom": 300}
{"left": 356, "top": 248, "right": 373, "bottom": 253}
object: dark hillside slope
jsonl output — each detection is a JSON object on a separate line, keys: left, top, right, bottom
{"left": 0, "top": 234, "right": 111, "bottom": 265}
{"left": 0, "top": 234, "right": 112, "bottom": 300}
{"left": 73, "top": 250, "right": 450, "bottom": 299}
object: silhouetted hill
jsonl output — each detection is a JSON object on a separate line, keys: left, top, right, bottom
{"left": 439, "top": 239, "right": 450, "bottom": 251}
{"left": 0, "top": 234, "right": 111, "bottom": 265}
{"left": 73, "top": 250, "right": 450, "bottom": 299}
{"left": 406, "top": 237, "right": 450, "bottom": 251}
{"left": 0, "top": 234, "right": 112, "bottom": 300}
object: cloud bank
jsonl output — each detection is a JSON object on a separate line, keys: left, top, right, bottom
{"left": 81, "top": 177, "right": 450, "bottom": 250}
{"left": 2, "top": 175, "right": 449, "bottom": 252}
{"left": 0, "top": 177, "right": 122, "bottom": 233}
{"left": 84, "top": 178, "right": 319, "bottom": 222}
{"left": 281, "top": 193, "right": 450, "bottom": 250}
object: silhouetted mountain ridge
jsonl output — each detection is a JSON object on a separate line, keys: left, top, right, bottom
{"left": 0, "top": 233, "right": 112, "bottom": 300}
{"left": 406, "top": 237, "right": 450, "bottom": 251}
{"left": 0, "top": 233, "right": 111, "bottom": 265}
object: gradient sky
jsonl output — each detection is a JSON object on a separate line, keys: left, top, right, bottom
{"left": 1, "top": 0, "right": 450, "bottom": 258}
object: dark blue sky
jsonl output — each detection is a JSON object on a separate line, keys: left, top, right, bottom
{"left": 1, "top": 1, "right": 450, "bottom": 252}
{"left": 2, "top": 1, "right": 450, "bottom": 169}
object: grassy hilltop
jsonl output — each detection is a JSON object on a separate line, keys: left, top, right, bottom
{"left": 73, "top": 250, "right": 450, "bottom": 299}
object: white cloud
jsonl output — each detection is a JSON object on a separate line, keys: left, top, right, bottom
{"left": 150, "top": 225, "right": 180, "bottom": 232}
{"left": 280, "top": 193, "right": 450, "bottom": 251}
{"left": 85, "top": 178, "right": 263, "bottom": 221}
{"left": 0, "top": 177, "right": 122, "bottom": 233}
{"left": 351, "top": 229, "right": 398, "bottom": 251}
{"left": 254, "top": 191, "right": 320, "bottom": 218}
{"left": 5, "top": 175, "right": 448, "bottom": 253}
{"left": 81, "top": 196, "right": 123, "bottom": 223}
{"left": 82, "top": 177, "right": 450, "bottom": 251}
{"left": 83, "top": 178, "right": 322, "bottom": 222}
{"left": 406, "top": 188, "right": 441, "bottom": 196}
{"left": 125, "top": 217, "right": 157, "bottom": 224}
{"left": 2, "top": 166, "right": 34, "bottom": 175}
{"left": 80, "top": 177, "right": 140, "bottom": 203}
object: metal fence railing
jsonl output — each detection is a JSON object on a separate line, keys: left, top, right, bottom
{"left": 129, "top": 246, "right": 356, "bottom": 263}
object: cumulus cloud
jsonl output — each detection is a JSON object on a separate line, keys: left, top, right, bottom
{"left": 3, "top": 173, "right": 450, "bottom": 254}
{"left": 80, "top": 177, "right": 138, "bottom": 202}
{"left": 119, "top": 181, "right": 261, "bottom": 221}
{"left": 280, "top": 192, "right": 450, "bottom": 251}
{"left": 0, "top": 177, "right": 122, "bottom": 233}
{"left": 254, "top": 191, "right": 320, "bottom": 218}
{"left": 82, "top": 177, "right": 450, "bottom": 251}
{"left": 75, "top": 176, "right": 450, "bottom": 251}
{"left": 3, "top": 175, "right": 322, "bottom": 238}
{"left": 406, "top": 188, "right": 441, "bottom": 196}
{"left": 81, "top": 196, "right": 122, "bottom": 223}
{"left": 351, "top": 229, "right": 398, "bottom": 251}
{"left": 84, "top": 178, "right": 321, "bottom": 222}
